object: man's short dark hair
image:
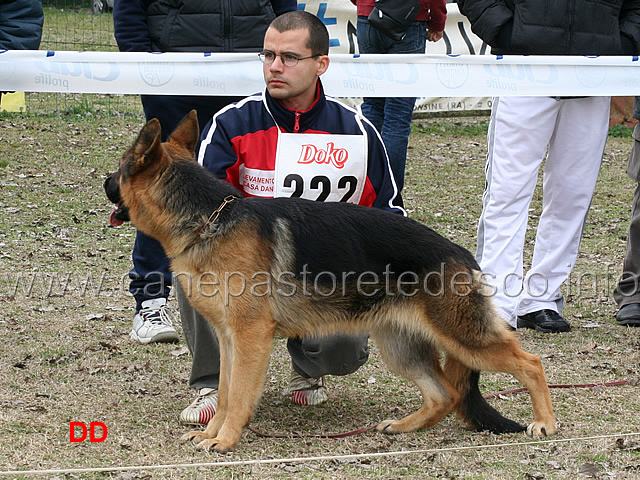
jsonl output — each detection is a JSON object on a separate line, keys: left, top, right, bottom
{"left": 270, "top": 10, "right": 329, "bottom": 56}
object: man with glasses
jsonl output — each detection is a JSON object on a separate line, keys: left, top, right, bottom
{"left": 176, "top": 10, "right": 404, "bottom": 427}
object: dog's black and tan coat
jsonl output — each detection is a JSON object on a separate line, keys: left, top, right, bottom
{"left": 105, "top": 111, "right": 556, "bottom": 453}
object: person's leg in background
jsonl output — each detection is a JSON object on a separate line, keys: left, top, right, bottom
{"left": 614, "top": 115, "right": 640, "bottom": 327}
{"left": 127, "top": 95, "right": 243, "bottom": 344}
{"left": 175, "top": 281, "right": 221, "bottom": 426}
{"left": 476, "top": 96, "right": 558, "bottom": 328}
{"left": 615, "top": 181, "right": 640, "bottom": 325}
{"left": 129, "top": 230, "right": 178, "bottom": 343}
{"left": 377, "top": 95, "right": 418, "bottom": 193}
{"left": 284, "top": 333, "right": 370, "bottom": 405}
{"left": 517, "top": 96, "right": 610, "bottom": 332}
{"left": 356, "top": 18, "right": 426, "bottom": 195}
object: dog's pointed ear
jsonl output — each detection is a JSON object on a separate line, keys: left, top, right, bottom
{"left": 122, "top": 118, "right": 162, "bottom": 178}
{"left": 135, "top": 117, "right": 162, "bottom": 158}
{"left": 167, "top": 110, "right": 199, "bottom": 158}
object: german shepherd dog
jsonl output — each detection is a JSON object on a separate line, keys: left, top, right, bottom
{"left": 104, "top": 111, "right": 556, "bottom": 453}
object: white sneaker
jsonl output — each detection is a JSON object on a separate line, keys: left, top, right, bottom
{"left": 180, "top": 388, "right": 218, "bottom": 426}
{"left": 130, "top": 298, "right": 179, "bottom": 344}
{"left": 283, "top": 370, "right": 328, "bottom": 406}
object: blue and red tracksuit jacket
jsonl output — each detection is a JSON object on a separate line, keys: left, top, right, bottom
{"left": 197, "top": 81, "right": 404, "bottom": 215}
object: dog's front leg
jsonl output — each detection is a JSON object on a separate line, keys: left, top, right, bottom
{"left": 181, "top": 328, "right": 233, "bottom": 446}
{"left": 195, "top": 315, "right": 276, "bottom": 453}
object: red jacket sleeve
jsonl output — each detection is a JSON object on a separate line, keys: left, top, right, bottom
{"left": 426, "top": 0, "right": 447, "bottom": 33}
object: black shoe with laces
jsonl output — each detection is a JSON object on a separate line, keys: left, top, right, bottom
{"left": 517, "top": 309, "right": 571, "bottom": 333}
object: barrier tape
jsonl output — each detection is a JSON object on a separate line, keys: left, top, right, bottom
{"left": 0, "top": 432, "right": 638, "bottom": 476}
{"left": 1, "top": 50, "right": 640, "bottom": 98}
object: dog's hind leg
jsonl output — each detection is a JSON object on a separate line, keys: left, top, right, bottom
{"left": 487, "top": 338, "right": 555, "bottom": 436}
{"left": 372, "top": 327, "right": 460, "bottom": 434}
{"left": 450, "top": 336, "right": 556, "bottom": 437}
{"left": 444, "top": 356, "right": 525, "bottom": 434}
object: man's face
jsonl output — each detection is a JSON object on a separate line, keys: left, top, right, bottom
{"left": 262, "top": 27, "right": 329, "bottom": 111}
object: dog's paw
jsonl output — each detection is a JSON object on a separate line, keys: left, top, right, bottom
{"left": 181, "top": 431, "right": 210, "bottom": 444}
{"left": 196, "top": 438, "right": 235, "bottom": 453}
{"left": 526, "top": 420, "right": 557, "bottom": 437}
{"left": 376, "top": 419, "right": 402, "bottom": 434}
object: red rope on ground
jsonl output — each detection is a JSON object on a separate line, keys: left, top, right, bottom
{"left": 248, "top": 379, "right": 633, "bottom": 439}
{"left": 482, "top": 380, "right": 630, "bottom": 399}
{"left": 248, "top": 425, "right": 377, "bottom": 439}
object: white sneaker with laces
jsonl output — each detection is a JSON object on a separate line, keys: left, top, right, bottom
{"left": 130, "top": 298, "right": 179, "bottom": 344}
{"left": 283, "top": 370, "right": 328, "bottom": 406}
{"left": 180, "top": 388, "right": 218, "bottom": 426}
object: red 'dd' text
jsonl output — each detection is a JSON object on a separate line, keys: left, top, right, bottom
{"left": 69, "top": 421, "right": 108, "bottom": 443}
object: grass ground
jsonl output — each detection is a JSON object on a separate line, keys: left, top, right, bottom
{"left": 0, "top": 107, "right": 638, "bottom": 479}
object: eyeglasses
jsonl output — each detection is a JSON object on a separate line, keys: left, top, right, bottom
{"left": 258, "top": 50, "right": 320, "bottom": 67}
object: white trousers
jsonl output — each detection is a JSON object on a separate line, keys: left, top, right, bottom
{"left": 476, "top": 96, "right": 610, "bottom": 327}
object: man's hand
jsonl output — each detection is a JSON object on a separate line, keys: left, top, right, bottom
{"left": 427, "top": 30, "right": 443, "bottom": 42}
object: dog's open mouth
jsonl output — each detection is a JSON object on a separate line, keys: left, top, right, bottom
{"left": 104, "top": 173, "right": 129, "bottom": 226}
{"left": 109, "top": 203, "right": 128, "bottom": 226}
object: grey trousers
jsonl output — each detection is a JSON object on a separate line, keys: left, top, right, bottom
{"left": 614, "top": 125, "right": 640, "bottom": 307}
{"left": 175, "top": 282, "right": 370, "bottom": 390}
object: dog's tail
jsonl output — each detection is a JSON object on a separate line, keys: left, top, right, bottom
{"left": 446, "top": 358, "right": 526, "bottom": 434}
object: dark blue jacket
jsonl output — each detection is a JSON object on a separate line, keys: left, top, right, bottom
{"left": 457, "top": 0, "right": 640, "bottom": 55}
{"left": 113, "top": 0, "right": 296, "bottom": 53}
{"left": 0, "top": 0, "right": 43, "bottom": 50}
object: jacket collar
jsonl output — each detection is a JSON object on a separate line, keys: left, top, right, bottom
{"left": 264, "top": 80, "right": 326, "bottom": 133}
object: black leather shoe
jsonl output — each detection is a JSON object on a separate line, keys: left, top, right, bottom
{"left": 615, "top": 304, "right": 640, "bottom": 327}
{"left": 517, "top": 309, "right": 571, "bottom": 333}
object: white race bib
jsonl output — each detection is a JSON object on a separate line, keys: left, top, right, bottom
{"left": 274, "top": 132, "right": 367, "bottom": 203}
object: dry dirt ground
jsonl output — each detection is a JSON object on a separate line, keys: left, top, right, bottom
{"left": 0, "top": 110, "right": 638, "bottom": 479}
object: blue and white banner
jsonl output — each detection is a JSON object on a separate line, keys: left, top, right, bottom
{"left": 1, "top": 2, "right": 639, "bottom": 111}
{"left": 1, "top": 50, "right": 639, "bottom": 98}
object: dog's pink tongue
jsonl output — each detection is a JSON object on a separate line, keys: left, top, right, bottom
{"left": 109, "top": 206, "right": 124, "bottom": 227}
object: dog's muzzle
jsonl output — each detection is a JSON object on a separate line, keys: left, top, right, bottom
{"left": 104, "top": 173, "right": 130, "bottom": 226}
